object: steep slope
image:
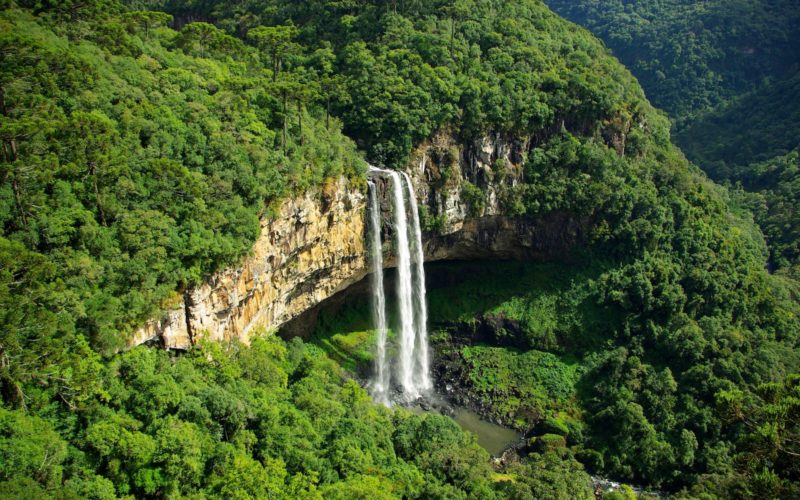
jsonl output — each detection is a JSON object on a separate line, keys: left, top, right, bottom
{"left": 729, "top": 150, "right": 800, "bottom": 273}
{"left": 674, "top": 69, "right": 800, "bottom": 174}
{"left": 677, "top": 68, "right": 800, "bottom": 272}
{"left": 544, "top": 0, "right": 800, "bottom": 128}
{"left": 0, "top": 4, "right": 365, "bottom": 357}
{"left": 544, "top": 0, "right": 800, "bottom": 271}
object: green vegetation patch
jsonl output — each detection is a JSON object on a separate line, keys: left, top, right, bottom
{"left": 450, "top": 345, "right": 581, "bottom": 430}
{"left": 314, "top": 329, "right": 378, "bottom": 373}
{"left": 545, "top": 0, "right": 800, "bottom": 127}
{"left": 0, "top": 5, "right": 365, "bottom": 356}
{"left": 0, "top": 333, "right": 516, "bottom": 498}
{"left": 311, "top": 260, "right": 606, "bottom": 359}
{"left": 426, "top": 260, "right": 607, "bottom": 352}
{"left": 544, "top": 0, "right": 800, "bottom": 274}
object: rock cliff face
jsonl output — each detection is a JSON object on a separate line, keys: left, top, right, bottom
{"left": 130, "top": 177, "right": 368, "bottom": 348}
{"left": 405, "top": 130, "right": 587, "bottom": 262}
{"left": 132, "top": 132, "right": 588, "bottom": 349}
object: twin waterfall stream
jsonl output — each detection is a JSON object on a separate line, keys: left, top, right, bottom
{"left": 368, "top": 167, "right": 431, "bottom": 405}
{"left": 366, "top": 167, "right": 522, "bottom": 457}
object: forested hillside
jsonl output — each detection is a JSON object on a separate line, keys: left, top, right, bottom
{"left": 544, "top": 0, "right": 800, "bottom": 128}
{"left": 1, "top": 0, "right": 799, "bottom": 498}
{"left": 1, "top": 1, "right": 366, "bottom": 357}
{"left": 674, "top": 70, "right": 800, "bottom": 176}
{"left": 544, "top": 0, "right": 800, "bottom": 272}
{"left": 729, "top": 151, "right": 800, "bottom": 274}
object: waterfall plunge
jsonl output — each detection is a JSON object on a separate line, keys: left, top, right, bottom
{"left": 402, "top": 171, "right": 432, "bottom": 392}
{"left": 368, "top": 167, "right": 431, "bottom": 403}
{"left": 368, "top": 180, "right": 390, "bottom": 405}
{"left": 389, "top": 171, "right": 418, "bottom": 398}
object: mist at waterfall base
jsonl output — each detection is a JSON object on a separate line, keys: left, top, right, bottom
{"left": 368, "top": 167, "right": 432, "bottom": 405}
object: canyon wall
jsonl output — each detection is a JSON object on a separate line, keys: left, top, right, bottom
{"left": 131, "top": 132, "right": 588, "bottom": 349}
{"left": 405, "top": 130, "right": 587, "bottom": 262}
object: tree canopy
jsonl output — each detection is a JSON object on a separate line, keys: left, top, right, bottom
{"left": 1, "top": 0, "right": 799, "bottom": 497}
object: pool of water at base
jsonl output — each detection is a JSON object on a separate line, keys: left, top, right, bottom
{"left": 411, "top": 405, "right": 521, "bottom": 456}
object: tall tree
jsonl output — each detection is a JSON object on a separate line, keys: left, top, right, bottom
{"left": 247, "top": 24, "right": 300, "bottom": 82}
{"left": 177, "top": 21, "right": 244, "bottom": 58}
{"left": 121, "top": 10, "right": 173, "bottom": 38}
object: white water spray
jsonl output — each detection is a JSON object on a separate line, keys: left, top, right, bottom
{"left": 401, "top": 172, "right": 432, "bottom": 391}
{"left": 388, "top": 170, "right": 418, "bottom": 398}
{"left": 368, "top": 180, "right": 390, "bottom": 405}
{"left": 367, "top": 166, "right": 431, "bottom": 403}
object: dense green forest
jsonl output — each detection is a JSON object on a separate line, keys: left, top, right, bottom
{"left": 1, "top": 0, "right": 799, "bottom": 498}
{"left": 544, "top": 0, "right": 800, "bottom": 271}
{"left": 0, "top": 1, "right": 366, "bottom": 356}
{"left": 319, "top": 256, "right": 800, "bottom": 496}
{"left": 544, "top": 0, "right": 800, "bottom": 128}
{"left": 675, "top": 72, "right": 800, "bottom": 273}
{"left": 4, "top": 332, "right": 561, "bottom": 498}
{"left": 727, "top": 151, "right": 800, "bottom": 274}
{"left": 674, "top": 70, "right": 800, "bottom": 177}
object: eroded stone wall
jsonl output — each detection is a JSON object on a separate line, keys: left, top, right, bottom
{"left": 130, "top": 177, "right": 368, "bottom": 348}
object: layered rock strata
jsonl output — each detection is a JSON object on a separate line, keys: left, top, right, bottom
{"left": 130, "top": 177, "right": 367, "bottom": 348}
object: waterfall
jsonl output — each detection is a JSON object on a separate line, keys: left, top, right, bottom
{"left": 402, "top": 172, "right": 431, "bottom": 391}
{"left": 367, "top": 166, "right": 431, "bottom": 403}
{"left": 368, "top": 181, "right": 390, "bottom": 405}
{"left": 388, "top": 170, "right": 418, "bottom": 398}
